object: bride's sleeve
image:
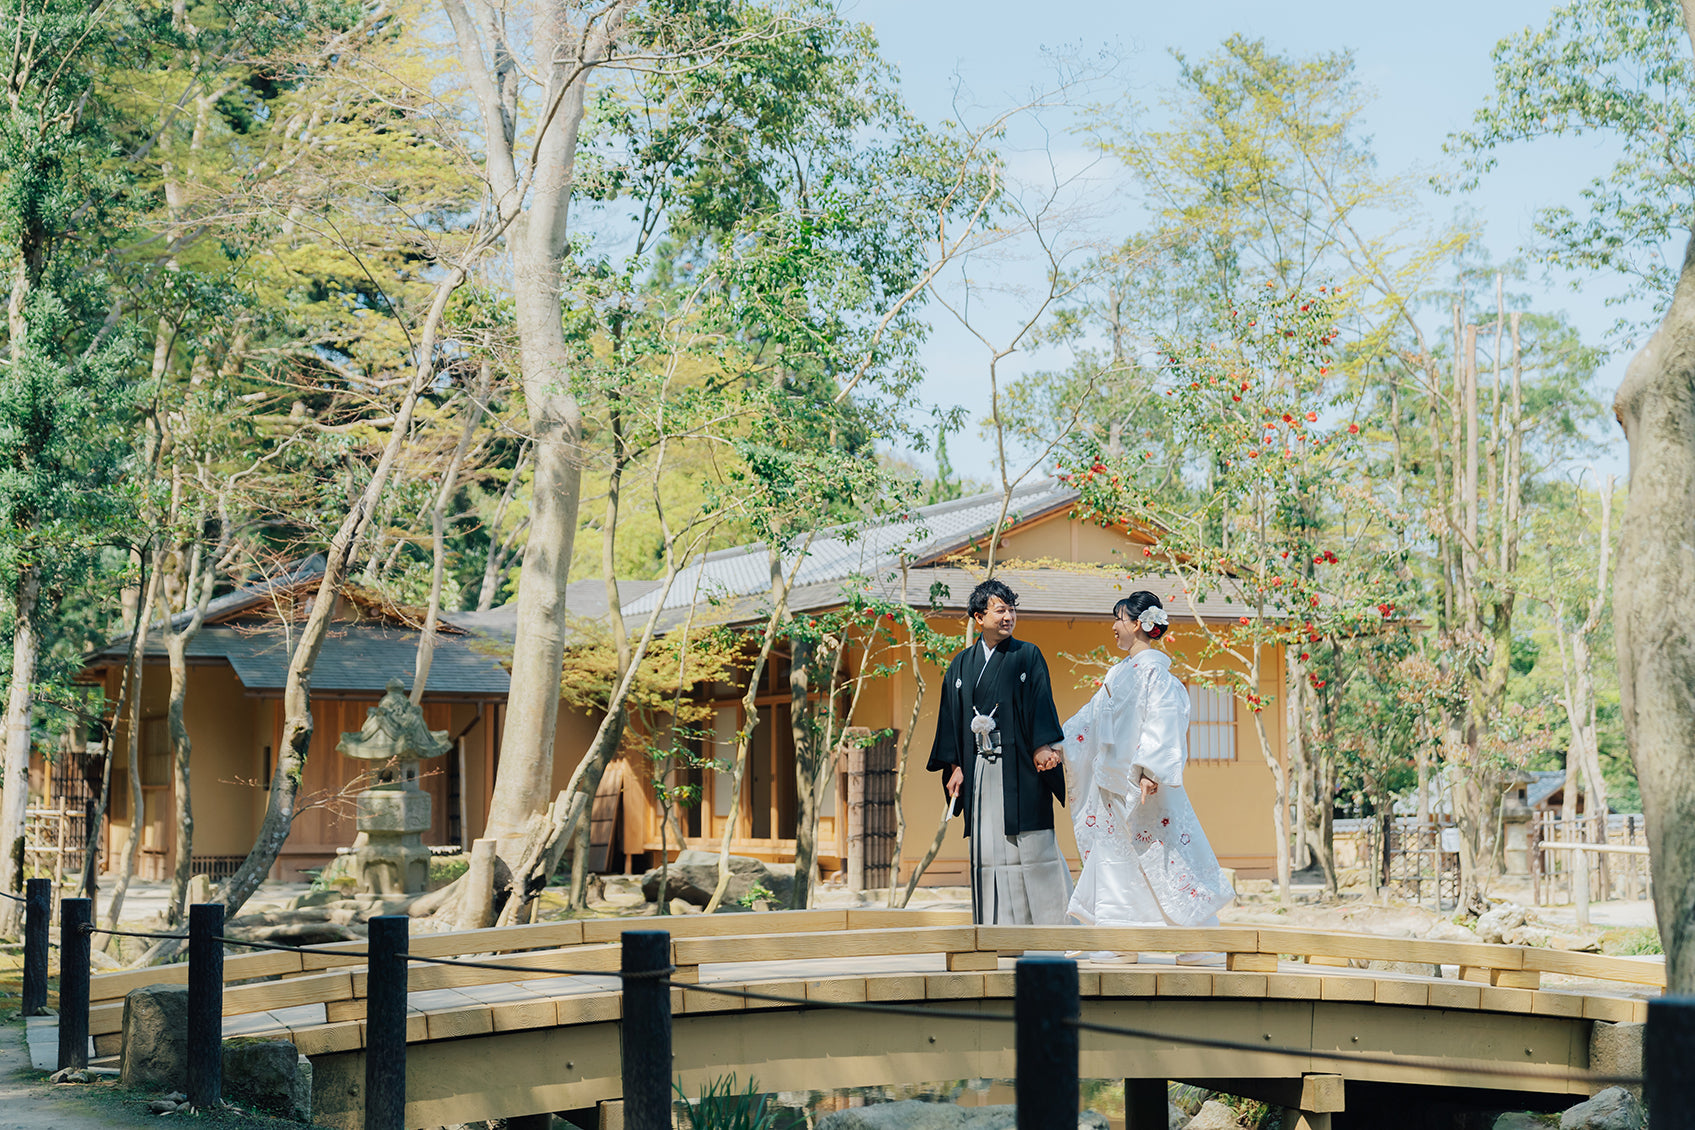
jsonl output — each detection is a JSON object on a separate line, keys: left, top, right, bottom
{"left": 1130, "top": 670, "right": 1191, "bottom": 788}
{"left": 1089, "top": 670, "right": 1139, "bottom": 795}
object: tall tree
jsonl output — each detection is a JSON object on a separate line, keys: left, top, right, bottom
{"left": 1452, "top": 0, "right": 1695, "bottom": 980}
{"left": 0, "top": 0, "right": 146, "bottom": 928}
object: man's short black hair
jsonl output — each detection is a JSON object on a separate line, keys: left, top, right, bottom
{"left": 968, "top": 578, "right": 1019, "bottom": 619}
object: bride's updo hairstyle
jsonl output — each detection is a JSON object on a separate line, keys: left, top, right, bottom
{"left": 1114, "top": 591, "right": 1170, "bottom": 640}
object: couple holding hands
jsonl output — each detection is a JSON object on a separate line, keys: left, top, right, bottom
{"left": 927, "top": 579, "right": 1236, "bottom": 956}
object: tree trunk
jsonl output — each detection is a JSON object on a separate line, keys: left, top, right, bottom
{"left": 412, "top": 365, "right": 491, "bottom": 704}
{"left": 1612, "top": 229, "right": 1695, "bottom": 991}
{"left": 102, "top": 558, "right": 165, "bottom": 943}
{"left": 0, "top": 561, "right": 42, "bottom": 933}
{"left": 789, "top": 639, "right": 816, "bottom": 909}
{"left": 164, "top": 525, "right": 224, "bottom": 927}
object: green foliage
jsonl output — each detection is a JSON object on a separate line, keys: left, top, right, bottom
{"left": 737, "top": 882, "right": 775, "bottom": 909}
{"left": 676, "top": 1075, "right": 786, "bottom": 1130}
{"left": 1449, "top": 0, "right": 1695, "bottom": 314}
{"left": 1599, "top": 926, "right": 1663, "bottom": 955}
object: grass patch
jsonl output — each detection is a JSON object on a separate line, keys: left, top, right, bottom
{"left": 1599, "top": 926, "right": 1662, "bottom": 956}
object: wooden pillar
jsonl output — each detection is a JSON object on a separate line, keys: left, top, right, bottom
{"left": 1124, "top": 1080, "right": 1167, "bottom": 1129}
{"left": 845, "top": 739, "right": 866, "bottom": 891}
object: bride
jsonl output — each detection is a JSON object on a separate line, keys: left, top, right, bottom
{"left": 1061, "top": 591, "right": 1235, "bottom": 957}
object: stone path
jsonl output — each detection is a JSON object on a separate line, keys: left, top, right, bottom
{"left": 0, "top": 1021, "right": 158, "bottom": 1129}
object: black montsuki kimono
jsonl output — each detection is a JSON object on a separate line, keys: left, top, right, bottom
{"left": 927, "top": 636, "right": 1067, "bottom": 837}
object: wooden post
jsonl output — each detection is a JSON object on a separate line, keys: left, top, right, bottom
{"left": 1016, "top": 956, "right": 1078, "bottom": 1130}
{"left": 365, "top": 915, "right": 409, "bottom": 1130}
{"left": 1124, "top": 1080, "right": 1167, "bottom": 1129}
{"left": 1574, "top": 845, "right": 1591, "bottom": 929}
{"left": 1646, "top": 997, "right": 1695, "bottom": 1130}
{"left": 620, "top": 930, "right": 672, "bottom": 1130}
{"left": 57, "top": 897, "right": 91, "bottom": 1071}
{"left": 845, "top": 740, "right": 866, "bottom": 891}
{"left": 187, "top": 903, "right": 224, "bottom": 1110}
{"left": 22, "top": 878, "right": 49, "bottom": 1016}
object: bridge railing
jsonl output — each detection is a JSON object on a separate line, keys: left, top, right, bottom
{"left": 35, "top": 898, "right": 1679, "bottom": 1129}
{"left": 72, "top": 906, "right": 1669, "bottom": 1061}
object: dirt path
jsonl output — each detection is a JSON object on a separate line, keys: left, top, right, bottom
{"left": 0, "top": 1019, "right": 161, "bottom": 1129}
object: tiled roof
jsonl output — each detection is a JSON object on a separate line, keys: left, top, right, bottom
{"left": 88, "top": 624, "right": 510, "bottom": 696}
{"left": 620, "top": 478, "right": 1079, "bottom": 621}
{"left": 443, "top": 578, "right": 662, "bottom": 648}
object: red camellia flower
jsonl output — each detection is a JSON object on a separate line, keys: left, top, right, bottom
{"left": 1238, "top": 616, "right": 1250, "bottom": 625}
{"left": 1299, "top": 652, "right": 1310, "bottom": 661}
{"left": 1305, "top": 411, "right": 1317, "bottom": 422}
{"left": 1092, "top": 462, "right": 1106, "bottom": 473}
{"left": 1232, "top": 394, "right": 1242, "bottom": 402}
{"left": 1281, "top": 413, "right": 1293, "bottom": 423}
{"left": 1248, "top": 449, "right": 1259, "bottom": 458}
{"left": 1348, "top": 422, "right": 1360, "bottom": 434}
{"left": 1378, "top": 603, "right": 1393, "bottom": 617}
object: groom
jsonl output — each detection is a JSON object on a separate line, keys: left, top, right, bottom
{"left": 928, "top": 579, "right": 1072, "bottom": 924}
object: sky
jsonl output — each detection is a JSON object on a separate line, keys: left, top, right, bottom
{"left": 845, "top": 0, "right": 1640, "bottom": 486}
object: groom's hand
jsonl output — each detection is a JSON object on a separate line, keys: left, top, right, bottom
{"left": 1033, "top": 745, "right": 1062, "bottom": 771}
{"left": 946, "top": 765, "right": 963, "bottom": 797}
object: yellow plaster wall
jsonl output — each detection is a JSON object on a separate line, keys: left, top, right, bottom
{"left": 183, "top": 665, "right": 264, "bottom": 855}
{"left": 961, "top": 512, "right": 1153, "bottom": 567}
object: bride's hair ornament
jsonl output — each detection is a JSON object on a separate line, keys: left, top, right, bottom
{"left": 1138, "top": 606, "right": 1169, "bottom": 634}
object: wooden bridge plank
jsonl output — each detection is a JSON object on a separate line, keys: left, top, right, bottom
{"left": 1100, "top": 970, "right": 1156, "bottom": 997}
{"left": 927, "top": 973, "right": 984, "bottom": 999}
{"left": 398, "top": 944, "right": 623, "bottom": 996}
{"left": 804, "top": 977, "right": 868, "bottom": 1004}
{"left": 1265, "top": 973, "right": 1322, "bottom": 1000}
{"left": 844, "top": 909, "right": 972, "bottom": 930}
{"left": 291, "top": 1020, "right": 363, "bottom": 1056}
{"left": 553, "top": 991, "right": 620, "bottom": 1026}
{"left": 1154, "top": 970, "right": 1212, "bottom": 997}
{"left": 1520, "top": 948, "right": 1666, "bottom": 987}
{"left": 1581, "top": 995, "right": 1637, "bottom": 1023}
{"left": 1211, "top": 972, "right": 1268, "bottom": 998}
{"left": 672, "top": 926, "right": 974, "bottom": 966}
{"left": 975, "top": 925, "right": 1258, "bottom": 954}
{"left": 224, "top": 970, "right": 353, "bottom": 1016}
{"left": 984, "top": 971, "right": 1017, "bottom": 998}
{"left": 580, "top": 910, "right": 846, "bottom": 944}
{"left": 1255, "top": 928, "right": 1524, "bottom": 971}
{"left": 1373, "top": 979, "right": 1429, "bottom": 1008}
{"left": 424, "top": 1004, "right": 495, "bottom": 1041}
{"left": 490, "top": 997, "right": 558, "bottom": 1032}
{"left": 1427, "top": 981, "right": 1482, "bottom": 1010}
{"left": 865, "top": 974, "right": 926, "bottom": 1001}
{"left": 1479, "top": 985, "right": 1535, "bottom": 1014}
{"left": 89, "top": 948, "right": 306, "bottom": 1002}
{"left": 1530, "top": 991, "right": 1585, "bottom": 1018}
{"left": 1319, "top": 977, "right": 1375, "bottom": 1003}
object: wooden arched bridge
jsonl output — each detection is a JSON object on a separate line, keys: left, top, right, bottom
{"left": 66, "top": 909, "right": 1661, "bottom": 1129}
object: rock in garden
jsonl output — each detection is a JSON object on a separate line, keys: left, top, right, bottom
{"left": 640, "top": 850, "right": 793, "bottom": 907}
{"left": 1492, "top": 1114, "right": 1555, "bottom": 1129}
{"left": 1588, "top": 1023, "right": 1644, "bottom": 1098}
{"left": 1184, "top": 1101, "right": 1243, "bottom": 1130}
{"left": 1475, "top": 905, "right": 1529, "bottom": 945}
{"left": 222, "top": 1038, "right": 313, "bottom": 1121}
{"left": 1560, "top": 1087, "right": 1645, "bottom": 1130}
{"left": 120, "top": 985, "right": 189, "bottom": 1091}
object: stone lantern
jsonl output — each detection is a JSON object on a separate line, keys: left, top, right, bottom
{"left": 336, "top": 678, "right": 450, "bottom": 895}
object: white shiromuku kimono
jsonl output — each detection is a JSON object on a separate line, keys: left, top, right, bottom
{"left": 1060, "top": 649, "right": 1235, "bottom": 927}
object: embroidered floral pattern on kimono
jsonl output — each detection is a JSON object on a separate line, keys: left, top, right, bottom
{"left": 1060, "top": 649, "right": 1236, "bottom": 927}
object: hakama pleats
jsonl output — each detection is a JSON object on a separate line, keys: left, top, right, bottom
{"left": 969, "top": 755, "right": 1073, "bottom": 925}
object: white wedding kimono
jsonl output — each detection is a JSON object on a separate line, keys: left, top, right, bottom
{"left": 1061, "top": 649, "right": 1235, "bottom": 927}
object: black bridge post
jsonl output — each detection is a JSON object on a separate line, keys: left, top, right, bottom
{"left": 187, "top": 903, "right": 224, "bottom": 1110}
{"left": 365, "top": 914, "right": 409, "bottom": 1130}
{"left": 22, "top": 878, "right": 50, "bottom": 1016}
{"left": 1647, "top": 996, "right": 1695, "bottom": 1129}
{"left": 57, "top": 897, "right": 91, "bottom": 1072}
{"left": 1016, "top": 955, "right": 1079, "bottom": 1130}
{"left": 620, "top": 930, "right": 672, "bottom": 1130}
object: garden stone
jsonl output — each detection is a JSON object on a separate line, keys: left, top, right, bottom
{"left": 1587, "top": 1023, "right": 1644, "bottom": 1098}
{"left": 1559, "top": 1087, "right": 1645, "bottom": 1130}
{"left": 1493, "top": 1114, "right": 1556, "bottom": 1129}
{"left": 1184, "top": 1101, "right": 1242, "bottom": 1129}
{"left": 640, "top": 850, "right": 793, "bottom": 907}
{"left": 222, "top": 1038, "right": 313, "bottom": 1120}
{"left": 1476, "top": 905, "right": 1529, "bottom": 944}
{"left": 119, "top": 985, "right": 188, "bottom": 1091}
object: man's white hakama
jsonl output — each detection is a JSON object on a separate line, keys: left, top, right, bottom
{"left": 1061, "top": 650, "right": 1235, "bottom": 927}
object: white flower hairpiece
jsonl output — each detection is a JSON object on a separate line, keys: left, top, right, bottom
{"left": 1138, "top": 606, "right": 1169, "bottom": 633}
